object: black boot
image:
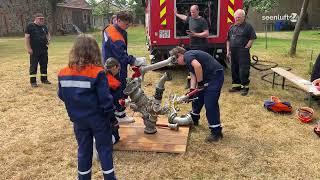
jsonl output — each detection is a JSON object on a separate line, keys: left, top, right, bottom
{"left": 205, "top": 132, "right": 223, "bottom": 142}
{"left": 30, "top": 77, "right": 38, "bottom": 87}
{"left": 41, "top": 76, "right": 51, "bottom": 84}
{"left": 229, "top": 86, "right": 241, "bottom": 92}
{"left": 241, "top": 88, "right": 249, "bottom": 96}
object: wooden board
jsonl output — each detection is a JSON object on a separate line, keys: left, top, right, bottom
{"left": 271, "top": 67, "right": 320, "bottom": 96}
{"left": 113, "top": 115, "right": 190, "bottom": 153}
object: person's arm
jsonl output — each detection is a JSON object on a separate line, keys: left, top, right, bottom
{"left": 175, "top": 9, "right": 187, "bottom": 21}
{"left": 110, "top": 40, "right": 136, "bottom": 66}
{"left": 46, "top": 31, "right": 51, "bottom": 45}
{"left": 25, "top": 34, "right": 33, "bottom": 55}
{"left": 191, "top": 29, "right": 209, "bottom": 38}
{"left": 96, "top": 71, "right": 114, "bottom": 113}
{"left": 245, "top": 24, "right": 257, "bottom": 49}
{"left": 245, "top": 39, "right": 254, "bottom": 49}
{"left": 226, "top": 40, "right": 231, "bottom": 62}
{"left": 191, "top": 59, "right": 203, "bottom": 85}
{"left": 190, "top": 73, "right": 197, "bottom": 89}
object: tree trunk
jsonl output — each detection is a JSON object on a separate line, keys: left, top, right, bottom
{"left": 289, "top": 0, "right": 310, "bottom": 57}
{"left": 51, "top": 7, "right": 57, "bottom": 34}
{"left": 244, "top": 5, "right": 250, "bottom": 17}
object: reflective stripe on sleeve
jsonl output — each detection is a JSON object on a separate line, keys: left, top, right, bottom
{"left": 30, "top": 74, "right": 37, "bottom": 77}
{"left": 60, "top": 80, "right": 91, "bottom": 88}
{"left": 104, "top": 32, "right": 109, "bottom": 42}
{"left": 103, "top": 168, "right": 114, "bottom": 175}
{"left": 40, "top": 74, "right": 47, "bottom": 76}
{"left": 78, "top": 168, "right": 91, "bottom": 175}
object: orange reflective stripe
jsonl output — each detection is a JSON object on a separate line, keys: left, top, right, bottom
{"left": 58, "top": 65, "right": 104, "bottom": 78}
{"left": 107, "top": 73, "right": 121, "bottom": 90}
{"left": 105, "top": 25, "right": 125, "bottom": 43}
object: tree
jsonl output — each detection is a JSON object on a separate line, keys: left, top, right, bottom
{"left": 48, "top": 0, "right": 63, "bottom": 34}
{"left": 289, "top": 0, "right": 310, "bottom": 57}
{"left": 243, "top": 0, "right": 279, "bottom": 15}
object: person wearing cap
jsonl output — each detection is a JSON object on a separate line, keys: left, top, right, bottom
{"left": 104, "top": 57, "right": 122, "bottom": 142}
{"left": 169, "top": 46, "right": 224, "bottom": 142}
{"left": 25, "top": 13, "right": 51, "bottom": 87}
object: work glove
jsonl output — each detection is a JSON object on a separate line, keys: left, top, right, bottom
{"left": 134, "top": 57, "right": 148, "bottom": 67}
{"left": 197, "top": 81, "right": 205, "bottom": 89}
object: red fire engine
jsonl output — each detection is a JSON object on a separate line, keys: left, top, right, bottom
{"left": 143, "top": 0, "right": 243, "bottom": 65}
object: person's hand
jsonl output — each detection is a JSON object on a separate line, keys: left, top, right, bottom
{"left": 27, "top": 48, "right": 33, "bottom": 55}
{"left": 245, "top": 44, "right": 252, "bottom": 49}
{"left": 186, "top": 31, "right": 196, "bottom": 37}
{"left": 226, "top": 50, "right": 231, "bottom": 63}
{"left": 312, "top": 78, "right": 320, "bottom": 86}
{"left": 197, "top": 81, "right": 205, "bottom": 89}
{"left": 134, "top": 57, "right": 147, "bottom": 67}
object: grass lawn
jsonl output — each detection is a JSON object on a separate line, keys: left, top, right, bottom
{"left": 0, "top": 26, "right": 319, "bottom": 179}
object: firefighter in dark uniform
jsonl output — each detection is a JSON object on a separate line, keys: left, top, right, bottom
{"left": 170, "top": 47, "right": 224, "bottom": 142}
{"left": 227, "top": 9, "right": 256, "bottom": 96}
{"left": 25, "top": 13, "right": 51, "bottom": 87}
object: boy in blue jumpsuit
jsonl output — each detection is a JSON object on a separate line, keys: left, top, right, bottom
{"left": 102, "top": 11, "right": 146, "bottom": 123}
{"left": 170, "top": 47, "right": 224, "bottom": 142}
{"left": 58, "top": 34, "right": 116, "bottom": 180}
{"left": 104, "top": 57, "right": 123, "bottom": 143}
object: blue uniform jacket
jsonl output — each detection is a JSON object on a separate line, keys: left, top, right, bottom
{"left": 102, "top": 24, "right": 135, "bottom": 84}
{"left": 58, "top": 65, "right": 114, "bottom": 122}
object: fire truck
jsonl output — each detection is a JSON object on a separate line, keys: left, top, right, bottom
{"left": 143, "top": 0, "right": 243, "bottom": 65}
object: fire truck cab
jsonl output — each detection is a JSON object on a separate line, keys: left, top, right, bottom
{"left": 143, "top": 0, "right": 243, "bottom": 65}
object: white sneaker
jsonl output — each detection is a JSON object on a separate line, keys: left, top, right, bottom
{"left": 116, "top": 116, "right": 135, "bottom": 123}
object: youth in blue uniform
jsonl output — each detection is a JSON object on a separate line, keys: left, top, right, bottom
{"left": 104, "top": 57, "right": 123, "bottom": 143}
{"left": 170, "top": 47, "right": 224, "bottom": 142}
{"left": 102, "top": 11, "right": 146, "bottom": 123}
{"left": 58, "top": 34, "right": 116, "bottom": 180}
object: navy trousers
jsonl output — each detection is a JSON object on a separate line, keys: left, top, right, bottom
{"left": 191, "top": 70, "right": 224, "bottom": 134}
{"left": 73, "top": 112, "right": 115, "bottom": 180}
{"left": 230, "top": 47, "right": 251, "bottom": 87}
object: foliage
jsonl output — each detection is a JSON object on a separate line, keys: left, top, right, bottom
{"left": 244, "top": 0, "right": 279, "bottom": 13}
{"left": 48, "top": 0, "right": 63, "bottom": 9}
{"left": 87, "top": 0, "right": 144, "bottom": 19}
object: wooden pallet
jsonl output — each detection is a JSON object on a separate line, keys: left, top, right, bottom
{"left": 113, "top": 115, "right": 190, "bottom": 153}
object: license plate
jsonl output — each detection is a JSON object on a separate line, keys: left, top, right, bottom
{"left": 159, "top": 30, "right": 170, "bottom": 38}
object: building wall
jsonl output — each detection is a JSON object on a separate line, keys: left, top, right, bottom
{"left": 0, "top": 0, "right": 92, "bottom": 36}
{"left": 56, "top": 7, "right": 92, "bottom": 33}
{"left": 247, "top": 0, "right": 320, "bottom": 32}
{"left": 0, "top": 0, "right": 52, "bottom": 36}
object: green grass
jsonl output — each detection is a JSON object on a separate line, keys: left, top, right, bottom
{"left": 255, "top": 30, "right": 320, "bottom": 59}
